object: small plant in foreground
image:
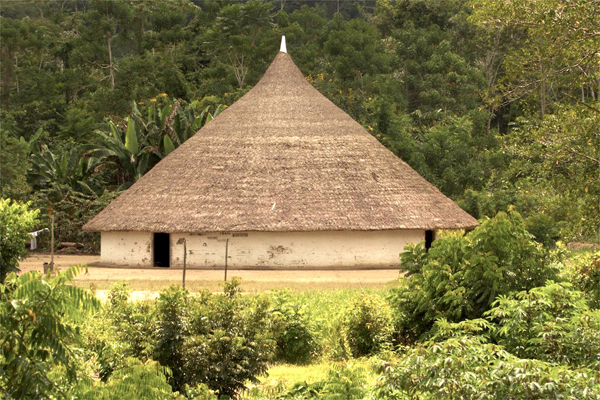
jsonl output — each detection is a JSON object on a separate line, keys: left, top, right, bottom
{"left": 271, "top": 290, "right": 321, "bottom": 364}
{"left": 342, "top": 291, "right": 394, "bottom": 357}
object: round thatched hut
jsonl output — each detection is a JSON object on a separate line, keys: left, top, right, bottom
{"left": 83, "top": 40, "right": 478, "bottom": 269}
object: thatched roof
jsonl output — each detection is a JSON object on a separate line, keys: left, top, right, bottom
{"left": 84, "top": 50, "right": 478, "bottom": 233}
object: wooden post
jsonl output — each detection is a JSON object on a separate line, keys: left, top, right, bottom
{"left": 50, "top": 212, "right": 55, "bottom": 273}
{"left": 224, "top": 238, "right": 229, "bottom": 281}
{"left": 182, "top": 238, "right": 187, "bottom": 289}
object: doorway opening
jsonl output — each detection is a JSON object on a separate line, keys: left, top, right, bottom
{"left": 425, "top": 230, "right": 435, "bottom": 250}
{"left": 154, "top": 232, "right": 170, "bottom": 267}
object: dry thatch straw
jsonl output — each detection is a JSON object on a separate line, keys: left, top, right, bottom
{"left": 84, "top": 52, "right": 478, "bottom": 233}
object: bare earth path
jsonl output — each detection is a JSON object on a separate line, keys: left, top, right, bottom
{"left": 19, "top": 254, "right": 402, "bottom": 293}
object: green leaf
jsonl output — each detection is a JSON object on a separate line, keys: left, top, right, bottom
{"left": 109, "top": 121, "right": 120, "bottom": 141}
{"left": 124, "top": 117, "right": 139, "bottom": 155}
{"left": 163, "top": 135, "right": 175, "bottom": 156}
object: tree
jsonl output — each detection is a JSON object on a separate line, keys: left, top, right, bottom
{"left": 505, "top": 102, "right": 600, "bottom": 239}
{"left": 471, "top": 0, "right": 600, "bottom": 116}
{"left": 324, "top": 16, "right": 389, "bottom": 92}
{"left": 0, "top": 127, "right": 30, "bottom": 200}
{"left": 84, "top": 99, "right": 222, "bottom": 189}
{"left": 202, "top": 0, "right": 275, "bottom": 88}
{"left": 0, "top": 199, "right": 39, "bottom": 282}
{"left": 390, "top": 210, "right": 558, "bottom": 342}
{"left": 391, "top": 20, "right": 484, "bottom": 124}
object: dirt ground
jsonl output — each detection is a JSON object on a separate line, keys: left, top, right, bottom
{"left": 19, "top": 253, "right": 402, "bottom": 294}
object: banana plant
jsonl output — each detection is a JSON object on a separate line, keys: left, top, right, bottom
{"left": 19, "top": 127, "right": 44, "bottom": 154}
{"left": 81, "top": 118, "right": 155, "bottom": 190}
{"left": 140, "top": 99, "right": 223, "bottom": 157}
{"left": 29, "top": 145, "right": 101, "bottom": 200}
{"left": 85, "top": 99, "right": 223, "bottom": 189}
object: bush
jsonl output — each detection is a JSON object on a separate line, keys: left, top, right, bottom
{"left": 389, "top": 210, "right": 559, "bottom": 343}
{"left": 564, "top": 251, "right": 600, "bottom": 309}
{"left": 270, "top": 290, "right": 321, "bottom": 364}
{"left": 0, "top": 198, "right": 39, "bottom": 281}
{"left": 375, "top": 334, "right": 600, "bottom": 399}
{"left": 183, "top": 278, "right": 275, "bottom": 397}
{"left": 153, "top": 285, "right": 190, "bottom": 392}
{"left": 72, "top": 357, "right": 178, "bottom": 399}
{"left": 487, "top": 281, "right": 600, "bottom": 369}
{"left": 342, "top": 291, "right": 394, "bottom": 357}
{"left": 152, "top": 278, "right": 275, "bottom": 398}
{"left": 0, "top": 265, "right": 99, "bottom": 398}
{"left": 106, "top": 282, "right": 154, "bottom": 361}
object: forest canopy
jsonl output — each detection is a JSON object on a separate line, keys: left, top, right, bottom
{"left": 1, "top": 0, "right": 599, "bottom": 250}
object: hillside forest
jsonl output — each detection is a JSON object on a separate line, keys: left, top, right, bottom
{"left": 0, "top": 0, "right": 598, "bottom": 250}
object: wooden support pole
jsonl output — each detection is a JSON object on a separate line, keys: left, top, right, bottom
{"left": 224, "top": 238, "right": 229, "bottom": 282}
{"left": 182, "top": 238, "right": 187, "bottom": 289}
{"left": 50, "top": 213, "right": 55, "bottom": 272}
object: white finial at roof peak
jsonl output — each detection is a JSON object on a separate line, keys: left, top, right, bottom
{"left": 280, "top": 35, "right": 287, "bottom": 53}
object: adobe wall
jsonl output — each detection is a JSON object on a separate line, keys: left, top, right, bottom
{"left": 170, "top": 230, "right": 425, "bottom": 269}
{"left": 100, "top": 231, "right": 153, "bottom": 267}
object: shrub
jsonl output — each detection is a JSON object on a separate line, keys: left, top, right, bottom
{"left": 0, "top": 198, "right": 39, "bottom": 282}
{"left": 342, "top": 291, "right": 394, "bottom": 357}
{"left": 486, "top": 281, "right": 600, "bottom": 369}
{"left": 183, "top": 279, "right": 274, "bottom": 397}
{"left": 320, "top": 363, "right": 368, "bottom": 399}
{"left": 270, "top": 290, "right": 321, "bottom": 364}
{"left": 106, "top": 282, "right": 154, "bottom": 361}
{"left": 72, "top": 357, "right": 178, "bottom": 399}
{"left": 390, "top": 210, "right": 559, "bottom": 342}
{"left": 374, "top": 334, "right": 600, "bottom": 399}
{"left": 153, "top": 285, "right": 190, "bottom": 392}
{"left": 564, "top": 251, "right": 600, "bottom": 309}
{"left": 0, "top": 265, "right": 99, "bottom": 398}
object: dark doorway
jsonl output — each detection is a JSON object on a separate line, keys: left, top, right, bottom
{"left": 425, "top": 230, "right": 435, "bottom": 250}
{"left": 154, "top": 233, "right": 170, "bottom": 267}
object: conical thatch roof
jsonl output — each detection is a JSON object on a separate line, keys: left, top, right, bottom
{"left": 84, "top": 51, "right": 478, "bottom": 233}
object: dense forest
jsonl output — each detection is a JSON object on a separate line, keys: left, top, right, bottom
{"left": 1, "top": 0, "right": 598, "bottom": 250}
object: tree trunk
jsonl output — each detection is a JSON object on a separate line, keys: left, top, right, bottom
{"left": 107, "top": 35, "right": 115, "bottom": 90}
{"left": 14, "top": 54, "right": 19, "bottom": 94}
{"left": 540, "top": 61, "right": 546, "bottom": 117}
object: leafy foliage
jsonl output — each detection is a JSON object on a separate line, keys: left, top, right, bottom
{"left": 274, "top": 362, "right": 368, "bottom": 400}
{"left": 0, "top": 265, "right": 99, "bottom": 398}
{"left": 565, "top": 251, "right": 600, "bottom": 309}
{"left": 183, "top": 278, "right": 274, "bottom": 397}
{"left": 341, "top": 291, "right": 394, "bottom": 357}
{"left": 270, "top": 290, "right": 321, "bottom": 364}
{"left": 84, "top": 99, "right": 222, "bottom": 190}
{"left": 153, "top": 284, "right": 190, "bottom": 392}
{"left": 151, "top": 278, "right": 275, "bottom": 398}
{"left": 105, "top": 282, "right": 154, "bottom": 362}
{"left": 390, "top": 210, "right": 558, "bottom": 342}
{"left": 487, "top": 281, "right": 600, "bottom": 369}
{"left": 0, "top": 198, "right": 39, "bottom": 281}
{"left": 73, "top": 357, "right": 178, "bottom": 400}
{"left": 375, "top": 333, "right": 600, "bottom": 399}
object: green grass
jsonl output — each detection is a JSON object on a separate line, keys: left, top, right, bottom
{"left": 73, "top": 278, "right": 401, "bottom": 293}
{"left": 241, "top": 357, "right": 386, "bottom": 399}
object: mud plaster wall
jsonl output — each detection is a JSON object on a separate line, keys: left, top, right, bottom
{"left": 101, "top": 231, "right": 153, "bottom": 266}
{"left": 170, "top": 230, "right": 425, "bottom": 268}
